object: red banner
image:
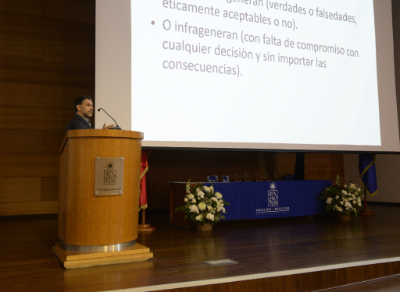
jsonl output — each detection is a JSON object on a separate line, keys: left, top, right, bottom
{"left": 139, "top": 150, "right": 148, "bottom": 209}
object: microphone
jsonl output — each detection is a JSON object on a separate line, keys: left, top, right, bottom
{"left": 232, "top": 173, "right": 238, "bottom": 182}
{"left": 242, "top": 172, "right": 249, "bottom": 182}
{"left": 253, "top": 173, "right": 260, "bottom": 181}
{"left": 273, "top": 172, "right": 279, "bottom": 181}
{"left": 97, "top": 108, "right": 122, "bottom": 130}
{"left": 264, "top": 172, "right": 270, "bottom": 181}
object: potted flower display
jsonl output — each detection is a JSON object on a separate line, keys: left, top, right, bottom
{"left": 175, "top": 180, "right": 230, "bottom": 231}
{"left": 319, "top": 175, "right": 363, "bottom": 220}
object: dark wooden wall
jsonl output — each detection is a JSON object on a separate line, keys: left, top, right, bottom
{"left": 146, "top": 151, "right": 344, "bottom": 209}
{"left": 0, "top": 0, "right": 95, "bottom": 215}
{"left": 0, "top": 0, "right": 344, "bottom": 215}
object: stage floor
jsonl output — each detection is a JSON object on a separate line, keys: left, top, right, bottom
{"left": 1, "top": 204, "right": 400, "bottom": 292}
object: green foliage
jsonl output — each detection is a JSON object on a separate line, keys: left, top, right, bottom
{"left": 175, "top": 179, "right": 230, "bottom": 225}
{"left": 319, "top": 175, "right": 363, "bottom": 216}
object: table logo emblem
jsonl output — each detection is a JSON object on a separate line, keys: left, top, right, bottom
{"left": 268, "top": 182, "right": 278, "bottom": 207}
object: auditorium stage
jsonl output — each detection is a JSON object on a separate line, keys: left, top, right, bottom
{"left": 1, "top": 204, "right": 400, "bottom": 292}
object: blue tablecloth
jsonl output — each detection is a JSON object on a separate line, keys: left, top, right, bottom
{"left": 204, "top": 181, "right": 331, "bottom": 220}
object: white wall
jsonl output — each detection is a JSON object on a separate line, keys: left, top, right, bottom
{"left": 95, "top": 0, "right": 132, "bottom": 130}
{"left": 344, "top": 154, "right": 400, "bottom": 203}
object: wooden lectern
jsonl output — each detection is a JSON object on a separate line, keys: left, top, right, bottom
{"left": 53, "top": 130, "right": 153, "bottom": 269}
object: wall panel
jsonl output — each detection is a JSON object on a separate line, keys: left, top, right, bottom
{"left": 0, "top": 11, "right": 94, "bottom": 44}
{"left": 273, "top": 153, "right": 344, "bottom": 181}
{"left": 0, "top": 178, "right": 41, "bottom": 202}
{"left": 43, "top": 0, "right": 95, "bottom": 23}
{"left": 305, "top": 153, "right": 345, "bottom": 181}
{"left": 40, "top": 61, "right": 94, "bottom": 86}
{"left": 0, "top": 154, "right": 58, "bottom": 178}
{"left": 43, "top": 40, "right": 94, "bottom": 66}
{"left": 0, "top": 0, "right": 95, "bottom": 216}
{"left": 0, "top": 58, "right": 43, "bottom": 84}
{"left": 0, "top": 35, "right": 42, "bottom": 60}
{"left": 0, "top": 106, "right": 76, "bottom": 131}
{"left": 0, "top": 59, "right": 94, "bottom": 86}
{"left": 0, "top": 201, "right": 57, "bottom": 216}
{"left": 41, "top": 177, "right": 58, "bottom": 201}
{"left": 0, "top": 82, "right": 42, "bottom": 106}
{"left": 0, "top": 11, "right": 45, "bottom": 40}
{"left": 0, "top": 0, "right": 44, "bottom": 17}
{"left": 41, "top": 16, "right": 94, "bottom": 44}
{"left": 42, "top": 85, "right": 94, "bottom": 108}
{"left": 273, "top": 152, "right": 297, "bottom": 179}
{"left": 0, "top": 129, "right": 41, "bottom": 154}
{"left": 41, "top": 130, "right": 67, "bottom": 154}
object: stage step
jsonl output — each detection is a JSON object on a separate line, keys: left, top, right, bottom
{"left": 318, "top": 274, "right": 400, "bottom": 292}
{"left": 122, "top": 258, "right": 400, "bottom": 292}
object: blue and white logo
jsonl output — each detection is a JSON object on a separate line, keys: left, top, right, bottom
{"left": 268, "top": 182, "right": 278, "bottom": 207}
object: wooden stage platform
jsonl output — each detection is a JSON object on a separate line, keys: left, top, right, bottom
{"left": 1, "top": 204, "right": 400, "bottom": 292}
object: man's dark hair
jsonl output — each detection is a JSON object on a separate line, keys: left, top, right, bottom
{"left": 74, "top": 95, "right": 93, "bottom": 112}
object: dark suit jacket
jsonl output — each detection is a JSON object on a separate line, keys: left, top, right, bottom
{"left": 66, "top": 114, "right": 92, "bottom": 131}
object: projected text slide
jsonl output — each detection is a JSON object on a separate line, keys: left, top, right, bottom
{"left": 131, "top": 0, "right": 380, "bottom": 146}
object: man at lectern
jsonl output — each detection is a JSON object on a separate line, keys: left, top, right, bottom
{"left": 67, "top": 95, "right": 115, "bottom": 130}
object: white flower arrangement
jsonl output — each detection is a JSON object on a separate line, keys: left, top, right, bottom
{"left": 175, "top": 180, "right": 230, "bottom": 225}
{"left": 319, "top": 175, "right": 363, "bottom": 216}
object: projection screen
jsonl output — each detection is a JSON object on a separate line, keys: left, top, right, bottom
{"left": 95, "top": 0, "right": 400, "bottom": 152}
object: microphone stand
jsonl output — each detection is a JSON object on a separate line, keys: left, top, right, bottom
{"left": 232, "top": 173, "right": 239, "bottom": 182}
{"left": 98, "top": 108, "right": 122, "bottom": 130}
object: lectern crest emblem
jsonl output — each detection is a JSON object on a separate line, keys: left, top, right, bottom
{"left": 95, "top": 157, "right": 124, "bottom": 196}
{"left": 104, "top": 162, "right": 116, "bottom": 185}
{"left": 268, "top": 182, "right": 278, "bottom": 207}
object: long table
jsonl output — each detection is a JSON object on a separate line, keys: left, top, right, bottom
{"left": 170, "top": 181, "right": 331, "bottom": 228}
